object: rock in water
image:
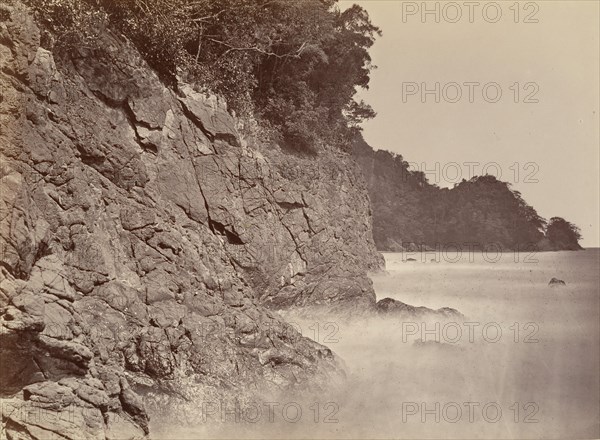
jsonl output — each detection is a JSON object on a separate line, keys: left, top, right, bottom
{"left": 376, "top": 298, "right": 464, "bottom": 319}
{"left": 549, "top": 277, "right": 567, "bottom": 286}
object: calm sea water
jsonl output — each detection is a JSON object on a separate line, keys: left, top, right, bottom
{"left": 154, "top": 249, "right": 600, "bottom": 439}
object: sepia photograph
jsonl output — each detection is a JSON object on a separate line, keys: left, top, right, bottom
{"left": 0, "top": 0, "right": 598, "bottom": 439}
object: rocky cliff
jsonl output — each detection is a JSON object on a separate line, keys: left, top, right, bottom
{"left": 0, "top": 3, "right": 383, "bottom": 438}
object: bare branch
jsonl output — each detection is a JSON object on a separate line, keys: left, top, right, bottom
{"left": 207, "top": 38, "right": 308, "bottom": 59}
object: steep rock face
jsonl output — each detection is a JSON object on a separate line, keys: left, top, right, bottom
{"left": 0, "top": 3, "right": 382, "bottom": 438}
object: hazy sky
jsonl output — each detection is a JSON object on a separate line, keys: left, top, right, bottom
{"left": 340, "top": 0, "right": 599, "bottom": 247}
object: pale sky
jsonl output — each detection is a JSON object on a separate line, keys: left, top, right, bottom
{"left": 340, "top": 0, "right": 600, "bottom": 247}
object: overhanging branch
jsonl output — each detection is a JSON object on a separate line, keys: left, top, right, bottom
{"left": 206, "top": 38, "right": 307, "bottom": 59}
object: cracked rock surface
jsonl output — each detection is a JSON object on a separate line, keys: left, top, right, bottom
{"left": 0, "top": 3, "right": 383, "bottom": 438}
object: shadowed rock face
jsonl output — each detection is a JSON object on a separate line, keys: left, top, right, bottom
{"left": 0, "top": 3, "right": 382, "bottom": 438}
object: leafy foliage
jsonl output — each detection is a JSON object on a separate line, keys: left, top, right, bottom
{"left": 545, "top": 217, "right": 582, "bottom": 250}
{"left": 25, "top": 0, "right": 380, "bottom": 152}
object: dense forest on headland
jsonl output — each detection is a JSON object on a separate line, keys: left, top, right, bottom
{"left": 352, "top": 135, "right": 583, "bottom": 252}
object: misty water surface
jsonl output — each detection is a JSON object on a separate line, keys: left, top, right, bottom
{"left": 153, "top": 249, "right": 600, "bottom": 439}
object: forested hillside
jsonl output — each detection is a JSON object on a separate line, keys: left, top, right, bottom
{"left": 353, "top": 135, "right": 583, "bottom": 251}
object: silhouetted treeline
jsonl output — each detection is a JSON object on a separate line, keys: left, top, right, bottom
{"left": 352, "top": 135, "right": 583, "bottom": 251}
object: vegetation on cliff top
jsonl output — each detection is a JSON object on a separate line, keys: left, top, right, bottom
{"left": 25, "top": 0, "right": 380, "bottom": 153}
{"left": 352, "top": 135, "right": 583, "bottom": 251}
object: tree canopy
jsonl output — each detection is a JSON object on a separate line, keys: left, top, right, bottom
{"left": 545, "top": 217, "right": 583, "bottom": 250}
{"left": 28, "top": 0, "right": 381, "bottom": 153}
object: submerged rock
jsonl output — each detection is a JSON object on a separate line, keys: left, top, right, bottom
{"left": 412, "top": 340, "right": 461, "bottom": 349}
